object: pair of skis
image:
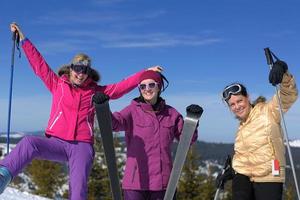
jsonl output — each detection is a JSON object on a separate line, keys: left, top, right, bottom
{"left": 94, "top": 97, "right": 203, "bottom": 200}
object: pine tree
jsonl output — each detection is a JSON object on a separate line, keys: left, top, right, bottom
{"left": 26, "top": 159, "right": 66, "bottom": 198}
{"left": 88, "top": 128, "right": 112, "bottom": 200}
{"left": 200, "top": 167, "right": 216, "bottom": 200}
{"left": 284, "top": 183, "right": 296, "bottom": 200}
{"left": 177, "top": 145, "right": 215, "bottom": 200}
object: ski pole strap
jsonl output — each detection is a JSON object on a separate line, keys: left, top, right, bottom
{"left": 15, "top": 34, "right": 21, "bottom": 58}
{"left": 12, "top": 31, "right": 21, "bottom": 58}
{"left": 270, "top": 50, "right": 280, "bottom": 61}
{"left": 224, "top": 155, "right": 231, "bottom": 170}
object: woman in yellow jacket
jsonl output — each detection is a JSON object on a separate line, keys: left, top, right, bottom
{"left": 219, "top": 60, "right": 298, "bottom": 200}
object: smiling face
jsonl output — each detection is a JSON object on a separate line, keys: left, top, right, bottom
{"left": 227, "top": 94, "right": 252, "bottom": 121}
{"left": 69, "top": 69, "right": 89, "bottom": 86}
{"left": 139, "top": 79, "right": 160, "bottom": 105}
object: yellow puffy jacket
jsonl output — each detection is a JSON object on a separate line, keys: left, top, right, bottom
{"left": 232, "top": 73, "right": 298, "bottom": 182}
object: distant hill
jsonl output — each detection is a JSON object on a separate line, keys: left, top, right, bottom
{"left": 1, "top": 132, "right": 299, "bottom": 185}
{"left": 2, "top": 132, "right": 299, "bottom": 164}
{"left": 0, "top": 131, "right": 44, "bottom": 144}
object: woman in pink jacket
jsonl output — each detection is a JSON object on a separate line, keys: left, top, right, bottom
{"left": 0, "top": 23, "right": 161, "bottom": 199}
{"left": 110, "top": 71, "right": 202, "bottom": 200}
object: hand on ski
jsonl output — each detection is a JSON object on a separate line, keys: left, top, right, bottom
{"left": 93, "top": 92, "right": 110, "bottom": 104}
{"left": 269, "top": 60, "right": 288, "bottom": 86}
{"left": 10, "top": 22, "right": 25, "bottom": 41}
{"left": 186, "top": 104, "right": 203, "bottom": 115}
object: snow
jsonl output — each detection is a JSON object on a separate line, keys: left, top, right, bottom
{"left": 289, "top": 139, "right": 300, "bottom": 148}
{"left": 0, "top": 132, "right": 25, "bottom": 139}
{"left": 0, "top": 187, "right": 51, "bottom": 200}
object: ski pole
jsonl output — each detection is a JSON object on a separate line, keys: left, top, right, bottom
{"left": 6, "top": 31, "right": 17, "bottom": 154}
{"left": 214, "top": 155, "right": 231, "bottom": 200}
{"left": 264, "top": 48, "right": 300, "bottom": 200}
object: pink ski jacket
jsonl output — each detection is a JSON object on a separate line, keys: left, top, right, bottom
{"left": 22, "top": 39, "right": 144, "bottom": 143}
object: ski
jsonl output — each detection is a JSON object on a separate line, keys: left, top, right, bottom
{"left": 94, "top": 100, "right": 122, "bottom": 200}
{"left": 163, "top": 108, "right": 203, "bottom": 200}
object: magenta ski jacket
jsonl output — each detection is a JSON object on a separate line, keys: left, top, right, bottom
{"left": 112, "top": 98, "right": 198, "bottom": 190}
{"left": 22, "top": 39, "right": 144, "bottom": 143}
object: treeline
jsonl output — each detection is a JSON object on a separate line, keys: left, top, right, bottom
{"left": 6, "top": 131, "right": 299, "bottom": 199}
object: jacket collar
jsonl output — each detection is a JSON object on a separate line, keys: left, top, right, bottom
{"left": 132, "top": 97, "right": 166, "bottom": 113}
{"left": 61, "top": 74, "right": 96, "bottom": 88}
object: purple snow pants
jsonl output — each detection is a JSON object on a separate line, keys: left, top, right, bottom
{"left": 124, "top": 189, "right": 177, "bottom": 200}
{"left": 0, "top": 135, "right": 94, "bottom": 200}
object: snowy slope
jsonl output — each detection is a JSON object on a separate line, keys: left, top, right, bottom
{"left": 289, "top": 140, "right": 300, "bottom": 148}
{"left": 0, "top": 187, "right": 51, "bottom": 200}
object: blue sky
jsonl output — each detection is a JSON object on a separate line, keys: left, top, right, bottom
{"left": 0, "top": 0, "right": 300, "bottom": 142}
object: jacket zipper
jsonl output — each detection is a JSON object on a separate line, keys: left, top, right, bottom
{"left": 86, "top": 115, "right": 93, "bottom": 136}
{"left": 49, "top": 111, "right": 62, "bottom": 130}
{"left": 131, "top": 165, "right": 137, "bottom": 183}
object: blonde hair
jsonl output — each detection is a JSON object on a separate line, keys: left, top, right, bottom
{"left": 72, "top": 53, "right": 91, "bottom": 67}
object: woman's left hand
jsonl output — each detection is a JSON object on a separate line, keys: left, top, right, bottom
{"left": 147, "top": 65, "right": 163, "bottom": 73}
{"left": 10, "top": 22, "right": 25, "bottom": 41}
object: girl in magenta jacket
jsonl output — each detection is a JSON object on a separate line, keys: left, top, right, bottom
{"left": 111, "top": 70, "right": 201, "bottom": 200}
{"left": 0, "top": 23, "right": 161, "bottom": 200}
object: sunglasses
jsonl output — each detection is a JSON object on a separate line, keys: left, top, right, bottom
{"left": 71, "top": 64, "right": 90, "bottom": 74}
{"left": 222, "top": 84, "right": 242, "bottom": 101}
{"left": 138, "top": 82, "right": 158, "bottom": 90}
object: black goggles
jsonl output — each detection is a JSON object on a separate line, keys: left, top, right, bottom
{"left": 70, "top": 64, "right": 90, "bottom": 74}
{"left": 222, "top": 84, "right": 242, "bottom": 101}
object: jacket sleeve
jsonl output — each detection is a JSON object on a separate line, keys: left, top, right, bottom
{"left": 97, "top": 70, "right": 145, "bottom": 99}
{"left": 268, "top": 72, "right": 298, "bottom": 123}
{"left": 111, "top": 105, "right": 132, "bottom": 132}
{"left": 22, "top": 39, "right": 59, "bottom": 93}
{"left": 174, "top": 113, "right": 198, "bottom": 144}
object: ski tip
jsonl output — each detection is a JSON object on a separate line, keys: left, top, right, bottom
{"left": 186, "top": 107, "right": 203, "bottom": 119}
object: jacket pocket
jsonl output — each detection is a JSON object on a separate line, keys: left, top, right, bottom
{"left": 135, "top": 120, "right": 154, "bottom": 139}
{"left": 49, "top": 111, "right": 62, "bottom": 130}
{"left": 161, "top": 121, "right": 175, "bottom": 141}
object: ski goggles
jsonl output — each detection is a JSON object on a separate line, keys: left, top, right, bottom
{"left": 138, "top": 82, "right": 159, "bottom": 90}
{"left": 70, "top": 64, "right": 90, "bottom": 74}
{"left": 222, "top": 83, "right": 242, "bottom": 101}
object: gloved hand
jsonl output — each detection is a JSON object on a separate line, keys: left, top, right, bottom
{"left": 269, "top": 60, "right": 288, "bottom": 86}
{"left": 216, "top": 165, "right": 235, "bottom": 190}
{"left": 186, "top": 104, "right": 203, "bottom": 115}
{"left": 92, "top": 92, "right": 110, "bottom": 104}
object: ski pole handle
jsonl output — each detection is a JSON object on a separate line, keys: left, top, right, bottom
{"left": 264, "top": 47, "right": 274, "bottom": 66}
{"left": 12, "top": 31, "right": 17, "bottom": 41}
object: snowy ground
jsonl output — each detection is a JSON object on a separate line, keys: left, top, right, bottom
{"left": 0, "top": 187, "right": 51, "bottom": 200}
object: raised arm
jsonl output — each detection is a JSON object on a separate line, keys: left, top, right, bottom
{"left": 10, "top": 23, "right": 59, "bottom": 93}
{"left": 268, "top": 61, "right": 298, "bottom": 122}
{"left": 98, "top": 66, "right": 163, "bottom": 99}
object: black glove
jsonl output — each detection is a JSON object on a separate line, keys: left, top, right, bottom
{"left": 216, "top": 166, "right": 235, "bottom": 190}
{"left": 186, "top": 104, "right": 203, "bottom": 115}
{"left": 269, "top": 60, "right": 288, "bottom": 86}
{"left": 92, "top": 92, "right": 110, "bottom": 104}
